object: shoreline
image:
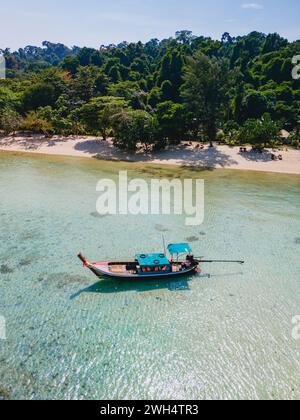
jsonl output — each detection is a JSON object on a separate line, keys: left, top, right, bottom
{"left": 1, "top": 135, "right": 300, "bottom": 175}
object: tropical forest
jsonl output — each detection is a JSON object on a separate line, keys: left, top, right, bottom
{"left": 1, "top": 30, "right": 300, "bottom": 151}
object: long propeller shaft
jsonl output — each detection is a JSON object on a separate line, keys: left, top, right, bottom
{"left": 196, "top": 259, "right": 245, "bottom": 264}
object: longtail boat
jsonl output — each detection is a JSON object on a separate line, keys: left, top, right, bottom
{"left": 78, "top": 243, "right": 244, "bottom": 281}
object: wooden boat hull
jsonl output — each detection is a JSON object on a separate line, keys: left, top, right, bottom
{"left": 83, "top": 261, "right": 199, "bottom": 280}
{"left": 78, "top": 253, "right": 200, "bottom": 281}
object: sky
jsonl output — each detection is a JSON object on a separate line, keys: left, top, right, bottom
{"left": 1, "top": 0, "right": 299, "bottom": 50}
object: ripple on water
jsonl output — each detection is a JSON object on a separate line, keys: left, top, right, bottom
{"left": 185, "top": 236, "right": 199, "bottom": 243}
{"left": 19, "top": 258, "right": 33, "bottom": 267}
{"left": 1, "top": 154, "right": 300, "bottom": 400}
{"left": 0, "top": 387, "right": 11, "bottom": 400}
{"left": 38, "top": 273, "right": 88, "bottom": 289}
{"left": 155, "top": 224, "right": 170, "bottom": 233}
{"left": 0, "top": 264, "right": 14, "bottom": 274}
{"left": 90, "top": 212, "right": 110, "bottom": 219}
{"left": 20, "top": 231, "right": 40, "bottom": 241}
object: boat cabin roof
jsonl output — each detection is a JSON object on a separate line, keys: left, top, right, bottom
{"left": 168, "top": 243, "right": 192, "bottom": 255}
{"left": 136, "top": 253, "right": 170, "bottom": 268}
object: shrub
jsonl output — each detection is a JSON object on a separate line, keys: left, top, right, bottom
{"left": 22, "top": 111, "right": 53, "bottom": 135}
{"left": 0, "top": 108, "right": 23, "bottom": 135}
{"left": 236, "top": 114, "right": 280, "bottom": 149}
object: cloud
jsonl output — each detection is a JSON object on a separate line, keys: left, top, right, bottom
{"left": 241, "top": 3, "right": 264, "bottom": 9}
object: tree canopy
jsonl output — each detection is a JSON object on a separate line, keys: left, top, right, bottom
{"left": 0, "top": 31, "right": 299, "bottom": 151}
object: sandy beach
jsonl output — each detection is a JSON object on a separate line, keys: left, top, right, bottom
{"left": 0, "top": 135, "right": 299, "bottom": 175}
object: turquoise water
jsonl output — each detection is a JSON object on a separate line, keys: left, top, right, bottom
{"left": 0, "top": 151, "right": 299, "bottom": 400}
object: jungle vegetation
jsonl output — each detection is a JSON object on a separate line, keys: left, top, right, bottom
{"left": 0, "top": 31, "right": 300, "bottom": 151}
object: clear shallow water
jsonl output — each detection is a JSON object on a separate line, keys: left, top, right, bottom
{"left": 0, "top": 151, "right": 299, "bottom": 400}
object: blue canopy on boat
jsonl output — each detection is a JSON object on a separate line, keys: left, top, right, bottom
{"left": 167, "top": 243, "right": 193, "bottom": 255}
{"left": 136, "top": 253, "right": 170, "bottom": 268}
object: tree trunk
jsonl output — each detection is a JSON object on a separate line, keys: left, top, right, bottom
{"left": 207, "top": 120, "right": 217, "bottom": 148}
{"left": 101, "top": 130, "right": 107, "bottom": 141}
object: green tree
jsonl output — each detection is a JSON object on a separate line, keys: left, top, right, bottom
{"left": 237, "top": 114, "right": 279, "bottom": 149}
{"left": 108, "top": 81, "right": 147, "bottom": 110}
{"left": 148, "top": 87, "right": 161, "bottom": 108}
{"left": 22, "top": 111, "right": 53, "bottom": 135}
{"left": 36, "top": 106, "right": 74, "bottom": 135}
{"left": 90, "top": 50, "right": 104, "bottom": 67}
{"left": 242, "top": 92, "right": 270, "bottom": 119}
{"left": 72, "top": 67, "right": 108, "bottom": 102}
{"left": 157, "top": 49, "right": 185, "bottom": 102}
{"left": 155, "top": 101, "right": 186, "bottom": 144}
{"left": 181, "top": 52, "right": 231, "bottom": 146}
{"left": 112, "top": 110, "right": 160, "bottom": 152}
{"left": 262, "top": 33, "right": 288, "bottom": 54}
{"left": 79, "top": 96, "right": 127, "bottom": 140}
{"left": 1, "top": 31, "right": 300, "bottom": 144}
{"left": 109, "top": 66, "right": 122, "bottom": 83}
{"left": 288, "top": 129, "right": 300, "bottom": 148}
{"left": 22, "top": 82, "right": 58, "bottom": 111}
{"left": 77, "top": 47, "right": 95, "bottom": 66}
{"left": 0, "top": 108, "right": 23, "bottom": 135}
{"left": 175, "top": 30, "right": 194, "bottom": 45}
{"left": 61, "top": 56, "right": 80, "bottom": 75}
{"left": 160, "top": 80, "right": 173, "bottom": 102}
{"left": 0, "top": 85, "right": 20, "bottom": 111}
